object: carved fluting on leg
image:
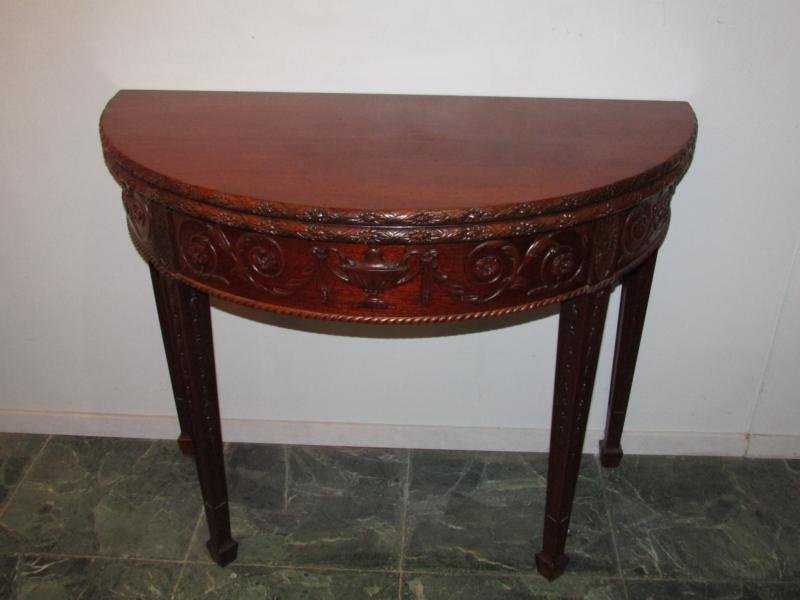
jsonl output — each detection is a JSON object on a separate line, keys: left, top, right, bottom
{"left": 599, "top": 251, "right": 657, "bottom": 468}
{"left": 171, "top": 280, "right": 238, "bottom": 566}
{"left": 536, "top": 289, "right": 610, "bottom": 580}
{"left": 149, "top": 264, "right": 195, "bottom": 455}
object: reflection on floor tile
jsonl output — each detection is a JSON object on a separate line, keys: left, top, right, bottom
{"left": 174, "top": 564, "right": 398, "bottom": 599}
{"left": 404, "top": 450, "right": 616, "bottom": 574}
{"left": 0, "top": 436, "right": 201, "bottom": 559}
{"left": 6, "top": 555, "right": 179, "bottom": 599}
{"left": 604, "top": 456, "right": 800, "bottom": 581}
{"left": 0, "top": 434, "right": 48, "bottom": 510}
{"left": 1, "top": 555, "right": 17, "bottom": 598}
{"left": 402, "top": 573, "right": 626, "bottom": 599}
{"left": 189, "top": 444, "right": 407, "bottom": 568}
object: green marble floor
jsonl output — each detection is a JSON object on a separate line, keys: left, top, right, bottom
{"left": 1, "top": 434, "right": 799, "bottom": 599}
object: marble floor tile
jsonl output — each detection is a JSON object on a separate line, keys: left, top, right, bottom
{"left": 0, "top": 434, "right": 48, "bottom": 511}
{"left": 4, "top": 555, "right": 179, "bottom": 599}
{"left": 624, "top": 579, "right": 743, "bottom": 599}
{"left": 784, "top": 460, "right": 800, "bottom": 489}
{"left": 403, "top": 450, "right": 616, "bottom": 575}
{"left": 625, "top": 579, "right": 800, "bottom": 599}
{"left": 402, "top": 573, "right": 626, "bottom": 599}
{"left": 740, "top": 582, "right": 800, "bottom": 599}
{"left": 603, "top": 456, "right": 800, "bottom": 581}
{"left": 0, "top": 436, "right": 201, "bottom": 559}
{"left": 174, "top": 563, "right": 399, "bottom": 599}
{"left": 189, "top": 444, "right": 407, "bottom": 569}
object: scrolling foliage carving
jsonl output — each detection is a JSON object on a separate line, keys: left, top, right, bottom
{"left": 121, "top": 189, "right": 671, "bottom": 319}
{"left": 173, "top": 215, "right": 589, "bottom": 311}
{"left": 432, "top": 232, "right": 586, "bottom": 304}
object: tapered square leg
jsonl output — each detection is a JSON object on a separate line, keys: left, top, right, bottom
{"left": 599, "top": 252, "right": 657, "bottom": 468}
{"left": 537, "top": 289, "right": 610, "bottom": 580}
{"left": 162, "top": 277, "right": 238, "bottom": 566}
{"left": 150, "top": 264, "right": 195, "bottom": 456}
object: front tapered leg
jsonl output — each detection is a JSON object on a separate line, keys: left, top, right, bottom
{"left": 536, "top": 289, "right": 610, "bottom": 580}
{"left": 599, "top": 251, "right": 657, "bottom": 468}
{"left": 149, "top": 264, "right": 194, "bottom": 455}
{"left": 168, "top": 278, "right": 238, "bottom": 566}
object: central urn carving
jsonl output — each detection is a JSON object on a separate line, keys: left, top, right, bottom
{"left": 329, "top": 246, "right": 418, "bottom": 308}
{"left": 171, "top": 215, "right": 596, "bottom": 311}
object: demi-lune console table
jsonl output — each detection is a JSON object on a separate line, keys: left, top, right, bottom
{"left": 99, "top": 90, "right": 696, "bottom": 580}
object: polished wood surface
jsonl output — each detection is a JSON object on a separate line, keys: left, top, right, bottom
{"left": 101, "top": 91, "right": 694, "bottom": 219}
{"left": 100, "top": 90, "right": 696, "bottom": 579}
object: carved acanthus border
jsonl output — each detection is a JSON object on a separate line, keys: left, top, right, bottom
{"left": 103, "top": 126, "right": 694, "bottom": 245}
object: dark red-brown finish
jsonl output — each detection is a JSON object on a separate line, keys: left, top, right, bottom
{"left": 149, "top": 265, "right": 194, "bottom": 456}
{"left": 100, "top": 90, "right": 696, "bottom": 579}
{"left": 170, "top": 276, "right": 237, "bottom": 566}
{"left": 536, "top": 289, "right": 610, "bottom": 579}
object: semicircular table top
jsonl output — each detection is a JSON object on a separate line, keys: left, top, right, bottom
{"left": 100, "top": 90, "right": 697, "bottom": 226}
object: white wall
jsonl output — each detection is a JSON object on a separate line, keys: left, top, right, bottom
{"left": 1, "top": 1, "right": 799, "bottom": 457}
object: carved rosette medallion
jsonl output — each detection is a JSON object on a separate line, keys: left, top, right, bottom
{"left": 618, "top": 188, "right": 673, "bottom": 265}
{"left": 178, "top": 220, "right": 229, "bottom": 284}
{"left": 122, "top": 190, "right": 151, "bottom": 242}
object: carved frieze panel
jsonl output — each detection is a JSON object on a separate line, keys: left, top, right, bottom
{"left": 164, "top": 211, "right": 594, "bottom": 317}
{"left": 121, "top": 188, "right": 670, "bottom": 321}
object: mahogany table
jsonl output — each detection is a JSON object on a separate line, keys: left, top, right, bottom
{"left": 99, "top": 90, "right": 696, "bottom": 580}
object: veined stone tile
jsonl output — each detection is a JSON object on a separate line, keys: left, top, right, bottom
{"left": 624, "top": 579, "right": 742, "bottom": 599}
{"left": 188, "top": 444, "right": 407, "bottom": 568}
{"left": 741, "top": 581, "right": 800, "bottom": 599}
{"left": 174, "top": 563, "right": 399, "bottom": 599}
{"left": 603, "top": 455, "right": 800, "bottom": 581}
{"left": 403, "top": 450, "right": 615, "bottom": 574}
{"left": 0, "top": 434, "right": 48, "bottom": 511}
{"left": 5, "top": 555, "right": 178, "bottom": 599}
{"left": 784, "top": 460, "right": 800, "bottom": 489}
{"left": 0, "top": 436, "right": 201, "bottom": 559}
{"left": 402, "top": 572, "right": 625, "bottom": 599}
{"left": 625, "top": 579, "right": 800, "bottom": 599}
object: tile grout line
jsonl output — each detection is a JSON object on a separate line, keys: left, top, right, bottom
{"left": 396, "top": 448, "right": 412, "bottom": 600}
{"left": 9, "top": 551, "right": 189, "bottom": 565}
{"left": 3, "top": 548, "right": 405, "bottom": 575}
{"left": 284, "top": 445, "right": 290, "bottom": 510}
{"left": 0, "top": 435, "right": 51, "bottom": 521}
{"left": 13, "top": 543, "right": 800, "bottom": 587}
{"left": 169, "top": 506, "right": 206, "bottom": 600}
{"left": 594, "top": 454, "right": 630, "bottom": 600}
{"left": 10, "top": 545, "right": 800, "bottom": 586}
